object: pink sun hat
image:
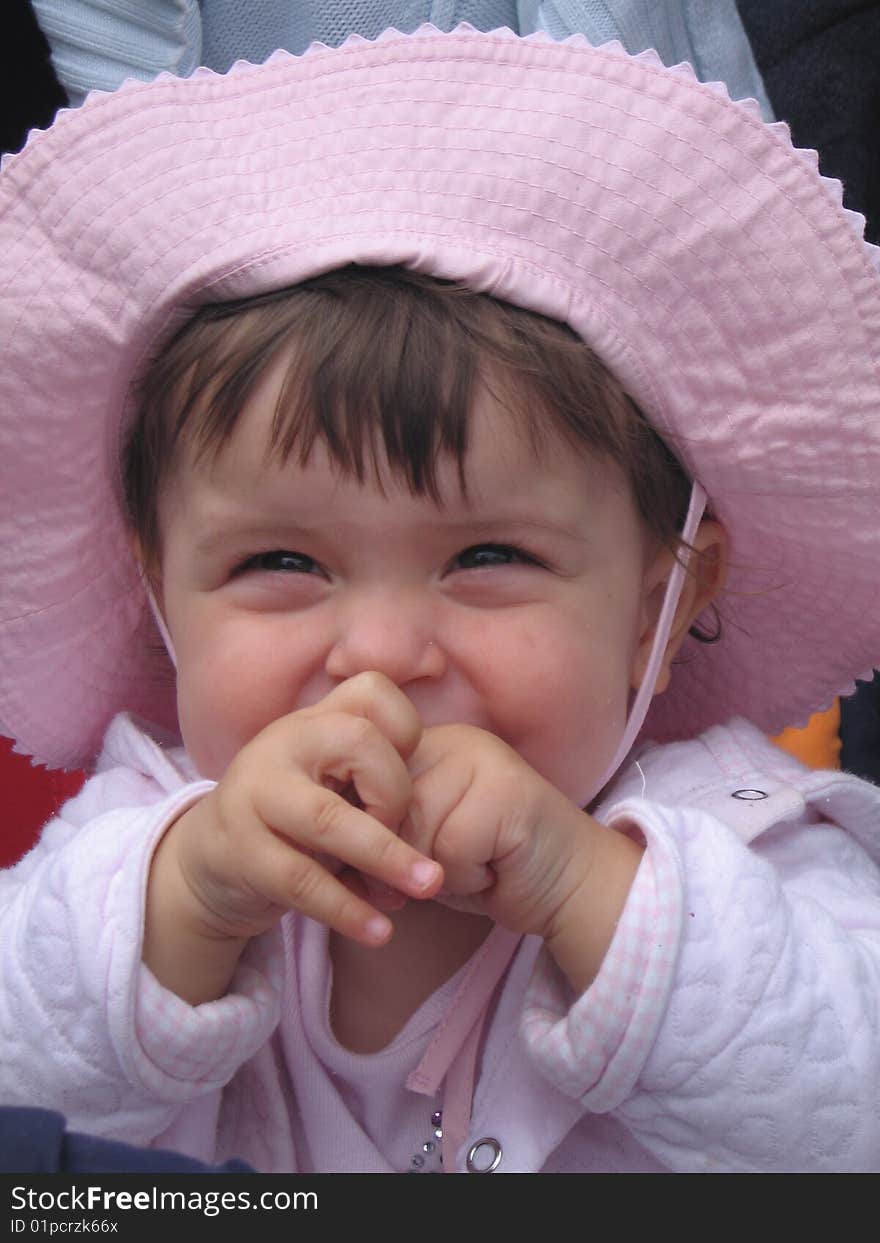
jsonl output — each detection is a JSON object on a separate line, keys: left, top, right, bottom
{"left": 1, "top": 24, "right": 879, "bottom": 773}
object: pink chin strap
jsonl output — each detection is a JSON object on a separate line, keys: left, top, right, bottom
{"left": 144, "top": 579, "right": 177, "bottom": 670}
{"left": 590, "top": 479, "right": 708, "bottom": 804}
{"left": 145, "top": 482, "right": 707, "bottom": 1171}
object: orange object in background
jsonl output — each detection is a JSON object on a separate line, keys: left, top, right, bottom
{"left": 772, "top": 701, "right": 841, "bottom": 770}
{"left": 0, "top": 736, "right": 85, "bottom": 867}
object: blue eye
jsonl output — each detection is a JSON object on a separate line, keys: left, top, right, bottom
{"left": 244, "top": 551, "right": 319, "bottom": 574}
{"left": 455, "top": 544, "right": 535, "bottom": 570}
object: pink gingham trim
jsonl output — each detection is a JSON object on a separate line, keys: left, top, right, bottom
{"left": 522, "top": 804, "right": 683, "bottom": 1111}
{"left": 133, "top": 933, "right": 283, "bottom": 1093}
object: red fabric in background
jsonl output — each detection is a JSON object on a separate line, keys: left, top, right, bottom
{"left": 0, "top": 736, "right": 85, "bottom": 867}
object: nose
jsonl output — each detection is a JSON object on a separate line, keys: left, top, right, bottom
{"left": 324, "top": 588, "right": 447, "bottom": 686}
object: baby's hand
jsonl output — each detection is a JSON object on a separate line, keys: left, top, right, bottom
{"left": 402, "top": 725, "right": 643, "bottom": 992}
{"left": 401, "top": 725, "right": 589, "bottom": 935}
{"left": 144, "top": 673, "right": 443, "bottom": 1002}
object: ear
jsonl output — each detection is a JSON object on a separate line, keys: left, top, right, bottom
{"left": 630, "top": 520, "right": 728, "bottom": 696}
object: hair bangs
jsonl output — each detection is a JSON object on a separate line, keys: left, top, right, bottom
{"left": 127, "top": 265, "right": 694, "bottom": 579}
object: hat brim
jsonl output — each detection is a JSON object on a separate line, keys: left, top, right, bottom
{"left": 1, "top": 26, "right": 879, "bottom": 770}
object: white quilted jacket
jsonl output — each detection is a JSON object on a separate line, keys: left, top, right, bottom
{"left": 2, "top": 713, "right": 879, "bottom": 1172}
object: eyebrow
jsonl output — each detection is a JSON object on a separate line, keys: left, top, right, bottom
{"left": 192, "top": 511, "right": 590, "bottom": 556}
{"left": 440, "top": 515, "right": 590, "bottom": 543}
{"left": 191, "top": 521, "right": 324, "bottom": 557}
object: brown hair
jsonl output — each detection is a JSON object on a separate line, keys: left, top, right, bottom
{"left": 125, "top": 265, "right": 696, "bottom": 577}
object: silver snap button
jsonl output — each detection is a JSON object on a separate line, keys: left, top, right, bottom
{"left": 466, "top": 1137, "right": 502, "bottom": 1173}
{"left": 731, "top": 788, "right": 768, "bottom": 800}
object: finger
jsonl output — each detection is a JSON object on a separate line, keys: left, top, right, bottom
{"left": 437, "top": 860, "right": 495, "bottom": 897}
{"left": 401, "top": 765, "right": 495, "bottom": 896}
{"left": 260, "top": 778, "right": 443, "bottom": 900}
{"left": 243, "top": 834, "right": 397, "bottom": 946}
{"left": 398, "top": 812, "right": 492, "bottom": 896}
{"left": 295, "top": 711, "right": 415, "bottom": 830}
{"left": 302, "top": 671, "right": 423, "bottom": 760}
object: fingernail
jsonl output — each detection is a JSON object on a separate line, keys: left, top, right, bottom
{"left": 409, "top": 860, "right": 440, "bottom": 890}
{"left": 364, "top": 915, "right": 392, "bottom": 944}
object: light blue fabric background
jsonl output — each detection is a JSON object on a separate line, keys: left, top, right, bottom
{"left": 31, "top": 0, "right": 773, "bottom": 118}
{"left": 531, "top": 0, "right": 773, "bottom": 117}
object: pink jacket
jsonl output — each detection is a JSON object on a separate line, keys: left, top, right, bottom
{"left": 2, "top": 713, "right": 879, "bottom": 1172}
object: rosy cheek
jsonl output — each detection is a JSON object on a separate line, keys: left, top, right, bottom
{"left": 481, "top": 624, "right": 629, "bottom": 800}
{"left": 174, "top": 657, "right": 263, "bottom": 775}
{"left": 177, "top": 610, "right": 334, "bottom": 774}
